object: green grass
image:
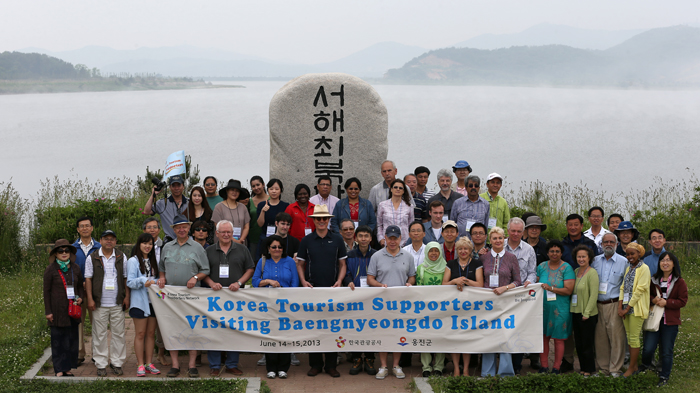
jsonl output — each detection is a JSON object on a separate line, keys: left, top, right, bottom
{"left": 8, "top": 379, "right": 247, "bottom": 392}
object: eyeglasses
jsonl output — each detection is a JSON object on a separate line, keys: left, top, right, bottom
{"left": 145, "top": 226, "right": 159, "bottom": 230}
{"left": 205, "top": 183, "right": 216, "bottom": 187}
{"left": 314, "top": 217, "right": 330, "bottom": 221}
{"left": 78, "top": 224, "right": 92, "bottom": 229}
{"left": 342, "top": 228, "right": 355, "bottom": 232}
{"left": 270, "top": 245, "right": 283, "bottom": 250}
{"left": 194, "top": 228, "right": 208, "bottom": 232}
{"left": 56, "top": 248, "right": 71, "bottom": 254}
{"left": 467, "top": 184, "right": 479, "bottom": 188}
{"left": 319, "top": 183, "right": 331, "bottom": 187}
{"left": 392, "top": 186, "right": 404, "bottom": 190}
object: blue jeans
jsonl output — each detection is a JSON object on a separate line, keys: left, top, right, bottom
{"left": 207, "top": 351, "right": 240, "bottom": 369}
{"left": 642, "top": 323, "right": 678, "bottom": 380}
{"left": 481, "top": 353, "right": 514, "bottom": 377}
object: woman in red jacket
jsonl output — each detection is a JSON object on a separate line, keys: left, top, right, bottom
{"left": 641, "top": 252, "right": 688, "bottom": 387}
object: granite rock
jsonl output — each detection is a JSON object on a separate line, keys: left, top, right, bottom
{"left": 269, "top": 73, "right": 388, "bottom": 200}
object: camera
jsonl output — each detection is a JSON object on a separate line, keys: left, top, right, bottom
{"left": 151, "top": 177, "right": 166, "bottom": 192}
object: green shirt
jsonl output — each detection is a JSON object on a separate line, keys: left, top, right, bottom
{"left": 479, "top": 192, "right": 510, "bottom": 230}
{"left": 416, "top": 264, "right": 444, "bottom": 286}
{"left": 159, "top": 238, "right": 210, "bottom": 286}
{"left": 570, "top": 266, "right": 599, "bottom": 318}
{"left": 207, "top": 195, "right": 224, "bottom": 210}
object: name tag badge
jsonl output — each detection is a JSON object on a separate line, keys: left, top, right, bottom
{"left": 266, "top": 226, "right": 276, "bottom": 237}
{"left": 598, "top": 282, "right": 608, "bottom": 294}
{"left": 353, "top": 221, "right": 359, "bottom": 229}
{"left": 488, "top": 218, "right": 497, "bottom": 229}
{"left": 360, "top": 276, "right": 369, "bottom": 288}
{"left": 546, "top": 290, "right": 557, "bottom": 301}
{"left": 466, "top": 220, "right": 475, "bottom": 230}
{"left": 660, "top": 281, "right": 668, "bottom": 288}
{"left": 105, "top": 277, "right": 116, "bottom": 290}
{"left": 571, "top": 294, "right": 578, "bottom": 305}
{"left": 489, "top": 274, "right": 499, "bottom": 288}
{"left": 66, "top": 286, "right": 75, "bottom": 299}
{"left": 220, "top": 265, "right": 229, "bottom": 278}
{"left": 304, "top": 228, "right": 312, "bottom": 236}
{"left": 663, "top": 292, "right": 668, "bottom": 299}
{"left": 623, "top": 292, "right": 630, "bottom": 304}
{"left": 233, "top": 227, "right": 242, "bottom": 240}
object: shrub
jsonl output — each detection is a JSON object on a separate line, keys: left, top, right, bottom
{"left": 0, "top": 181, "right": 28, "bottom": 272}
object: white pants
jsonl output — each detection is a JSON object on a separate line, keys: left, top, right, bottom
{"left": 91, "top": 306, "right": 126, "bottom": 369}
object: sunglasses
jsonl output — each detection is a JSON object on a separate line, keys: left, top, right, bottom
{"left": 270, "top": 245, "right": 283, "bottom": 250}
{"left": 314, "top": 217, "right": 330, "bottom": 221}
{"left": 467, "top": 184, "right": 479, "bottom": 188}
{"left": 205, "top": 183, "right": 217, "bottom": 187}
{"left": 194, "top": 228, "right": 208, "bottom": 232}
{"left": 392, "top": 186, "right": 404, "bottom": 190}
{"left": 56, "top": 248, "right": 71, "bottom": 254}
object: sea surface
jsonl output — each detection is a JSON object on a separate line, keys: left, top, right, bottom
{"left": 2, "top": 81, "right": 699, "bottom": 201}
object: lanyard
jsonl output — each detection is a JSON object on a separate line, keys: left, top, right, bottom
{"left": 458, "top": 259, "right": 471, "bottom": 279}
{"left": 492, "top": 255, "right": 501, "bottom": 276}
{"left": 354, "top": 254, "right": 369, "bottom": 280}
{"left": 574, "top": 266, "right": 590, "bottom": 294}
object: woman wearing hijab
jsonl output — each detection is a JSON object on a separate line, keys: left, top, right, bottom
{"left": 43, "top": 239, "right": 84, "bottom": 376}
{"left": 416, "top": 242, "right": 447, "bottom": 376}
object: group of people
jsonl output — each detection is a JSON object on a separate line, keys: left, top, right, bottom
{"left": 43, "top": 161, "right": 688, "bottom": 387}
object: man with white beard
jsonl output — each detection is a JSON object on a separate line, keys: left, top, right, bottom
{"left": 591, "top": 233, "right": 629, "bottom": 377}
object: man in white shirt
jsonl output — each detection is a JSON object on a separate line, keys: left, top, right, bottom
{"left": 583, "top": 206, "right": 611, "bottom": 253}
{"left": 85, "top": 230, "right": 129, "bottom": 377}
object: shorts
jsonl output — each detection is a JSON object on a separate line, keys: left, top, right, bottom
{"left": 129, "top": 304, "right": 156, "bottom": 319}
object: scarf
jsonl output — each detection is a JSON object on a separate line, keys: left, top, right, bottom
{"left": 421, "top": 242, "right": 447, "bottom": 275}
{"left": 56, "top": 259, "right": 70, "bottom": 273}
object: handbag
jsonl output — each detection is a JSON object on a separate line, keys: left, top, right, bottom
{"left": 58, "top": 269, "right": 82, "bottom": 320}
{"left": 643, "top": 286, "right": 664, "bottom": 332}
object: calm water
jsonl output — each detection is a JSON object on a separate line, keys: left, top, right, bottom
{"left": 2, "top": 81, "right": 699, "bottom": 199}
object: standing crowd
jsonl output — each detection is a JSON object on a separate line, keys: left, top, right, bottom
{"left": 43, "top": 161, "right": 688, "bottom": 387}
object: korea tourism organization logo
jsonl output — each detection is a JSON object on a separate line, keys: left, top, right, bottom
{"left": 515, "top": 290, "right": 537, "bottom": 303}
{"left": 397, "top": 337, "right": 409, "bottom": 347}
{"left": 335, "top": 336, "right": 346, "bottom": 348}
{"left": 528, "top": 289, "right": 536, "bottom": 297}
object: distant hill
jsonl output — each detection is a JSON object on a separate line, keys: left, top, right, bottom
{"left": 384, "top": 26, "right": 700, "bottom": 86}
{"left": 17, "top": 42, "right": 426, "bottom": 78}
{"left": 0, "top": 52, "right": 90, "bottom": 79}
{"left": 454, "top": 23, "right": 647, "bottom": 50}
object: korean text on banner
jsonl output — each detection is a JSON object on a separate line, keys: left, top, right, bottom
{"left": 164, "top": 150, "right": 186, "bottom": 180}
{"left": 149, "top": 285, "right": 544, "bottom": 353}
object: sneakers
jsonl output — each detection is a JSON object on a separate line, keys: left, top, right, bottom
{"left": 166, "top": 367, "right": 180, "bottom": 378}
{"left": 109, "top": 363, "right": 123, "bottom": 376}
{"left": 257, "top": 355, "right": 267, "bottom": 366}
{"left": 96, "top": 368, "right": 107, "bottom": 377}
{"left": 551, "top": 368, "right": 560, "bottom": 375}
{"left": 267, "top": 371, "right": 276, "bottom": 379}
{"left": 364, "top": 358, "right": 377, "bottom": 375}
{"left": 290, "top": 353, "right": 300, "bottom": 366}
{"left": 658, "top": 378, "right": 669, "bottom": 387}
{"left": 393, "top": 366, "right": 405, "bottom": 379}
{"left": 376, "top": 367, "right": 388, "bottom": 379}
{"left": 349, "top": 358, "right": 363, "bottom": 375}
{"left": 187, "top": 367, "right": 199, "bottom": 378}
{"left": 145, "top": 363, "right": 160, "bottom": 375}
{"left": 137, "top": 365, "right": 146, "bottom": 377}
{"left": 278, "top": 371, "right": 288, "bottom": 379}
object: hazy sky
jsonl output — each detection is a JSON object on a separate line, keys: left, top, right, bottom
{"left": 2, "top": 0, "right": 697, "bottom": 63}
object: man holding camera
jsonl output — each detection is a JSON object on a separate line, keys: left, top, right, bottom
{"left": 143, "top": 175, "right": 189, "bottom": 243}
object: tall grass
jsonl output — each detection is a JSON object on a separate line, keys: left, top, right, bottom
{"left": 0, "top": 181, "right": 28, "bottom": 272}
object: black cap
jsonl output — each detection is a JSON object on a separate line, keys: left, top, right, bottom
{"left": 169, "top": 175, "right": 184, "bottom": 185}
{"left": 385, "top": 225, "right": 402, "bottom": 238}
{"left": 100, "top": 229, "right": 117, "bottom": 239}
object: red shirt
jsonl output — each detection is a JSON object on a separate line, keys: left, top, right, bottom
{"left": 349, "top": 202, "right": 360, "bottom": 221}
{"left": 285, "top": 202, "right": 316, "bottom": 241}
{"left": 443, "top": 243, "right": 455, "bottom": 261}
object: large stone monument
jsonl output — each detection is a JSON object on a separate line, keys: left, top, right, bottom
{"left": 269, "top": 73, "right": 388, "bottom": 199}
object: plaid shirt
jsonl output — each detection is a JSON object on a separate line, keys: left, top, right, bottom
{"left": 450, "top": 196, "right": 490, "bottom": 238}
{"left": 377, "top": 199, "right": 415, "bottom": 245}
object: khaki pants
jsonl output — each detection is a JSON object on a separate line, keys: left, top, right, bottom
{"left": 78, "top": 302, "right": 92, "bottom": 359}
{"left": 92, "top": 306, "right": 126, "bottom": 369}
{"left": 595, "top": 302, "right": 627, "bottom": 374}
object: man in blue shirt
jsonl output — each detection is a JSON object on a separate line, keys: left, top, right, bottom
{"left": 73, "top": 216, "right": 101, "bottom": 364}
{"left": 449, "top": 175, "right": 490, "bottom": 238}
{"left": 591, "top": 232, "right": 629, "bottom": 377}
{"left": 643, "top": 229, "right": 667, "bottom": 276}
{"left": 422, "top": 201, "right": 445, "bottom": 244}
{"left": 343, "top": 225, "right": 378, "bottom": 376}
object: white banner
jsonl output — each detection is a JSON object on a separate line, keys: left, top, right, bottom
{"left": 149, "top": 285, "right": 544, "bottom": 353}
{"left": 163, "top": 150, "right": 186, "bottom": 180}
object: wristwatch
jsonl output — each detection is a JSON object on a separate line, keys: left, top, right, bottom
{"left": 237, "top": 281, "right": 243, "bottom": 287}
{"left": 192, "top": 275, "right": 199, "bottom": 281}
